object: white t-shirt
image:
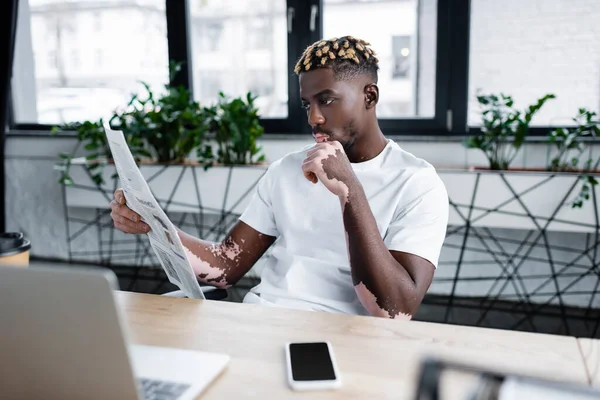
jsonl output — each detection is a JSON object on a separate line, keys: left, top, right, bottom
{"left": 239, "top": 139, "right": 449, "bottom": 315}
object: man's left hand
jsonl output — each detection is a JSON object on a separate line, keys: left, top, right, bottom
{"left": 302, "top": 141, "right": 358, "bottom": 201}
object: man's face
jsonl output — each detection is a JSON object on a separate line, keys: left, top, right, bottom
{"left": 299, "top": 68, "right": 367, "bottom": 152}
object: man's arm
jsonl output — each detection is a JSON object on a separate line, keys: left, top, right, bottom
{"left": 178, "top": 221, "right": 276, "bottom": 289}
{"left": 341, "top": 184, "right": 434, "bottom": 319}
{"left": 110, "top": 188, "right": 276, "bottom": 289}
{"left": 302, "top": 141, "right": 441, "bottom": 319}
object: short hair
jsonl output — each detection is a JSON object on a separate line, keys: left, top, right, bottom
{"left": 294, "top": 36, "right": 379, "bottom": 82}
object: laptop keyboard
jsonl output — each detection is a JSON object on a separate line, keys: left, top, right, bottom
{"left": 138, "top": 378, "right": 191, "bottom": 400}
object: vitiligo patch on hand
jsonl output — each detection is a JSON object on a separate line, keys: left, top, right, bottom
{"left": 303, "top": 143, "right": 351, "bottom": 208}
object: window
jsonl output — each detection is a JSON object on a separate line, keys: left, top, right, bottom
{"left": 10, "top": 0, "right": 455, "bottom": 134}
{"left": 248, "top": 71, "right": 274, "bottom": 98}
{"left": 93, "top": 12, "right": 102, "bottom": 32}
{"left": 322, "top": 0, "right": 437, "bottom": 118}
{"left": 392, "top": 35, "right": 411, "bottom": 79}
{"left": 247, "top": 18, "right": 270, "bottom": 50}
{"left": 12, "top": 0, "right": 168, "bottom": 125}
{"left": 195, "top": 21, "right": 224, "bottom": 52}
{"left": 70, "top": 50, "right": 80, "bottom": 70}
{"left": 197, "top": 71, "right": 223, "bottom": 100}
{"left": 189, "top": 0, "right": 288, "bottom": 118}
{"left": 48, "top": 50, "right": 57, "bottom": 69}
{"left": 468, "top": 0, "right": 600, "bottom": 127}
{"left": 95, "top": 49, "right": 103, "bottom": 68}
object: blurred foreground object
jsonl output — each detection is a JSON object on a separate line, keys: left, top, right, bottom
{"left": 415, "top": 357, "right": 600, "bottom": 400}
{"left": 0, "top": 232, "right": 30, "bottom": 267}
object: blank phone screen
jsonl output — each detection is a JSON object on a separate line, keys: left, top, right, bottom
{"left": 289, "top": 342, "right": 337, "bottom": 381}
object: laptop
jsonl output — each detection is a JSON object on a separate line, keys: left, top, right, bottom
{"left": 0, "top": 265, "right": 230, "bottom": 400}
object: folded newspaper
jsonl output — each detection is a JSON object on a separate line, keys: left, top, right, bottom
{"left": 104, "top": 125, "right": 205, "bottom": 299}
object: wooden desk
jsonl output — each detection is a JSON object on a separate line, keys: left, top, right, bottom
{"left": 579, "top": 338, "right": 600, "bottom": 387}
{"left": 116, "top": 292, "right": 588, "bottom": 399}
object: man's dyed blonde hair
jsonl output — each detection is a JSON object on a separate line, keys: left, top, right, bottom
{"left": 294, "top": 35, "right": 380, "bottom": 81}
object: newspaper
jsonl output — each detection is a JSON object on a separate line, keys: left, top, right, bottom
{"left": 104, "top": 125, "right": 205, "bottom": 299}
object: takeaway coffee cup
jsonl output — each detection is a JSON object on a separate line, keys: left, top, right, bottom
{"left": 0, "top": 232, "right": 31, "bottom": 267}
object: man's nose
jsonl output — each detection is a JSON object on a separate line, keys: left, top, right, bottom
{"left": 308, "top": 106, "right": 325, "bottom": 127}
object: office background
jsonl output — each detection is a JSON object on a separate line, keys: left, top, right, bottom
{"left": 3, "top": 0, "right": 600, "bottom": 337}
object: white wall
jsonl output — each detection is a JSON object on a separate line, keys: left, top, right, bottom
{"left": 12, "top": 0, "right": 37, "bottom": 122}
{"left": 468, "top": 0, "right": 600, "bottom": 126}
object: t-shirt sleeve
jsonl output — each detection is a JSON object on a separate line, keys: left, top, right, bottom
{"left": 383, "top": 170, "right": 449, "bottom": 268}
{"left": 238, "top": 162, "right": 280, "bottom": 237}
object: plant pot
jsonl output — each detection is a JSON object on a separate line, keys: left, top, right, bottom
{"left": 469, "top": 166, "right": 600, "bottom": 173}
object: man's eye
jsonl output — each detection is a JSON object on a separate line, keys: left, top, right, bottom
{"left": 301, "top": 103, "right": 310, "bottom": 110}
{"left": 320, "top": 98, "right": 334, "bottom": 106}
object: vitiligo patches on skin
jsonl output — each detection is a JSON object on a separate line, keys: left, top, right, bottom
{"left": 303, "top": 143, "right": 351, "bottom": 211}
{"left": 354, "top": 282, "right": 411, "bottom": 320}
{"left": 337, "top": 183, "right": 350, "bottom": 213}
{"left": 209, "top": 240, "right": 242, "bottom": 263}
{"left": 303, "top": 141, "right": 413, "bottom": 319}
{"left": 183, "top": 246, "right": 231, "bottom": 289}
{"left": 183, "top": 238, "right": 245, "bottom": 289}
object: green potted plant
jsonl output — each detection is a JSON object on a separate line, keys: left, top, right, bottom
{"left": 57, "top": 63, "right": 268, "bottom": 218}
{"left": 547, "top": 108, "right": 599, "bottom": 208}
{"left": 113, "top": 64, "right": 209, "bottom": 165}
{"left": 200, "top": 92, "right": 266, "bottom": 168}
{"left": 441, "top": 90, "right": 598, "bottom": 233}
{"left": 464, "top": 92, "right": 555, "bottom": 170}
{"left": 54, "top": 62, "right": 209, "bottom": 186}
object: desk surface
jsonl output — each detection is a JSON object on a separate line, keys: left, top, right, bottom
{"left": 579, "top": 338, "right": 600, "bottom": 387}
{"left": 116, "top": 292, "right": 589, "bottom": 399}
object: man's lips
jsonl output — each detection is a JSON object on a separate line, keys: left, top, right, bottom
{"left": 313, "top": 133, "right": 329, "bottom": 143}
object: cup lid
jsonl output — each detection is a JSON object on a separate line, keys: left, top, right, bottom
{"left": 0, "top": 232, "right": 31, "bottom": 257}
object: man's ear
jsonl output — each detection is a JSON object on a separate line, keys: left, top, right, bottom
{"left": 364, "top": 83, "right": 379, "bottom": 109}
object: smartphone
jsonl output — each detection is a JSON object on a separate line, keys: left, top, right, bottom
{"left": 285, "top": 342, "right": 342, "bottom": 391}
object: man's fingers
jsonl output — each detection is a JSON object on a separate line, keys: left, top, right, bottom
{"left": 113, "top": 221, "right": 146, "bottom": 235}
{"left": 306, "top": 143, "right": 328, "bottom": 157}
{"left": 110, "top": 199, "right": 141, "bottom": 222}
{"left": 112, "top": 213, "right": 150, "bottom": 234}
{"left": 110, "top": 209, "right": 150, "bottom": 234}
{"left": 111, "top": 212, "right": 132, "bottom": 229}
{"left": 113, "top": 188, "right": 125, "bottom": 205}
{"left": 303, "top": 170, "right": 318, "bottom": 184}
{"left": 306, "top": 144, "right": 340, "bottom": 162}
{"left": 109, "top": 199, "right": 119, "bottom": 212}
{"left": 129, "top": 210, "right": 139, "bottom": 222}
{"left": 112, "top": 217, "right": 130, "bottom": 234}
{"left": 303, "top": 151, "right": 323, "bottom": 164}
{"left": 110, "top": 189, "right": 149, "bottom": 234}
{"left": 114, "top": 222, "right": 131, "bottom": 234}
{"left": 302, "top": 156, "right": 315, "bottom": 166}
{"left": 302, "top": 163, "right": 319, "bottom": 184}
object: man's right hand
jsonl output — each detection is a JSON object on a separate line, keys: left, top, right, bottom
{"left": 110, "top": 188, "right": 151, "bottom": 234}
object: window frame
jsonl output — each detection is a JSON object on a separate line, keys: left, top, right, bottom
{"left": 8, "top": 0, "right": 566, "bottom": 138}
{"left": 7, "top": 0, "right": 470, "bottom": 137}
{"left": 1, "top": 0, "right": 19, "bottom": 233}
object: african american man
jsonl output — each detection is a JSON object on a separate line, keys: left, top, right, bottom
{"left": 110, "top": 36, "right": 449, "bottom": 320}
